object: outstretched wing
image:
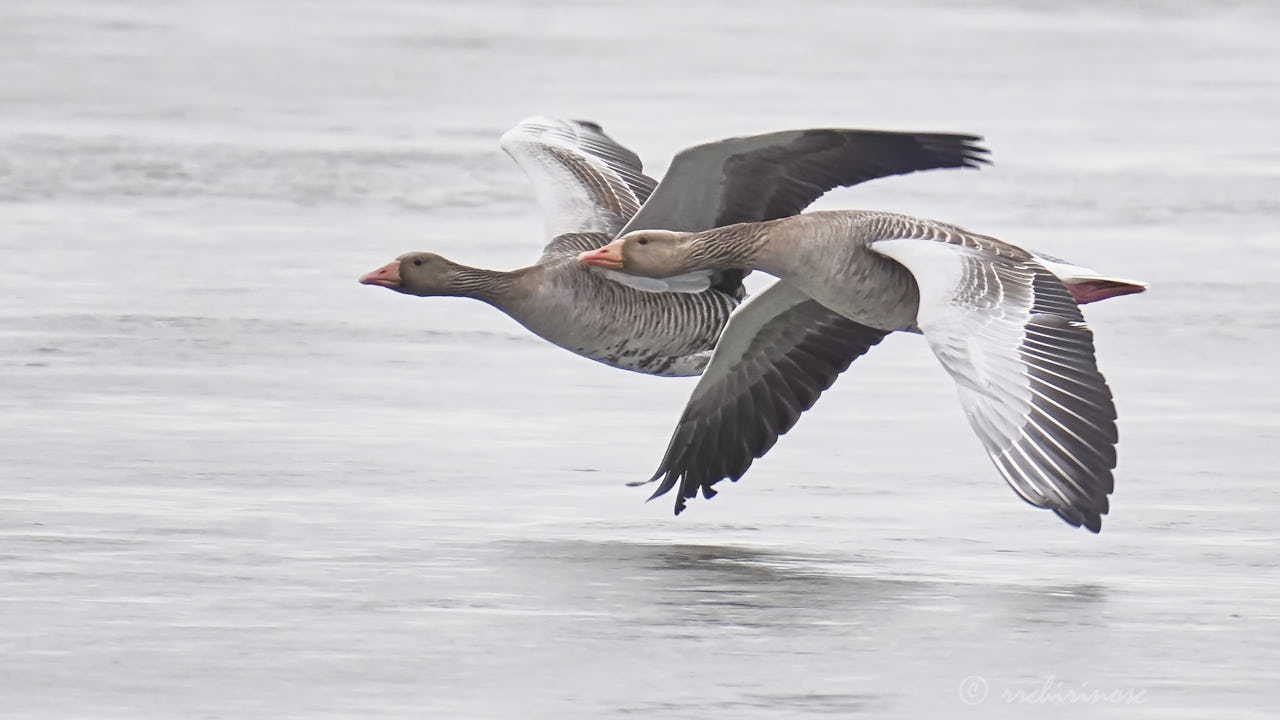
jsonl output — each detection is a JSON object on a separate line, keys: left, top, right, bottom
{"left": 617, "top": 127, "right": 989, "bottom": 296}
{"left": 638, "top": 281, "right": 890, "bottom": 513}
{"left": 501, "top": 117, "right": 658, "bottom": 249}
{"left": 870, "top": 216, "right": 1118, "bottom": 532}
{"left": 619, "top": 128, "right": 989, "bottom": 236}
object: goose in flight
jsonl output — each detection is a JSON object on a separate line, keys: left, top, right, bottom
{"left": 579, "top": 210, "right": 1145, "bottom": 531}
{"left": 360, "top": 116, "right": 989, "bottom": 376}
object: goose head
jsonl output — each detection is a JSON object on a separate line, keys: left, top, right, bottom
{"left": 578, "top": 230, "right": 697, "bottom": 278}
{"left": 360, "top": 252, "right": 466, "bottom": 297}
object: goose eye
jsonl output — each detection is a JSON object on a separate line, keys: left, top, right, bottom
{"left": 412, "top": 258, "right": 423, "bottom": 267}
{"left": 636, "top": 237, "right": 649, "bottom": 246}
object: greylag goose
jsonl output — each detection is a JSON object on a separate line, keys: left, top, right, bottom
{"left": 579, "top": 210, "right": 1146, "bottom": 531}
{"left": 359, "top": 117, "right": 989, "bottom": 376}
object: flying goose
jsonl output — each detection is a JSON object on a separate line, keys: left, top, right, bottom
{"left": 579, "top": 210, "right": 1146, "bottom": 531}
{"left": 360, "top": 116, "right": 989, "bottom": 376}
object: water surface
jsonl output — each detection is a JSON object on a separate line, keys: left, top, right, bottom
{"left": 1, "top": 1, "right": 1277, "bottom": 717}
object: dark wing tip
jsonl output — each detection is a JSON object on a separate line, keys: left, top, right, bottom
{"left": 636, "top": 309, "right": 889, "bottom": 517}
{"left": 569, "top": 118, "right": 605, "bottom": 133}
{"left": 645, "top": 469, "right": 675, "bottom": 500}
{"left": 1054, "top": 506, "right": 1105, "bottom": 533}
{"left": 959, "top": 136, "right": 993, "bottom": 168}
{"left": 916, "top": 132, "right": 992, "bottom": 169}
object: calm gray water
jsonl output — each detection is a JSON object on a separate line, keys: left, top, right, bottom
{"left": 2, "top": 1, "right": 1278, "bottom": 718}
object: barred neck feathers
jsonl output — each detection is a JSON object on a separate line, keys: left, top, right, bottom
{"left": 695, "top": 214, "right": 838, "bottom": 281}
{"left": 450, "top": 265, "right": 531, "bottom": 306}
{"left": 687, "top": 222, "right": 772, "bottom": 271}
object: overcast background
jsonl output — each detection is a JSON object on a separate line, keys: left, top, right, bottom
{"left": 1, "top": 1, "right": 1277, "bottom": 718}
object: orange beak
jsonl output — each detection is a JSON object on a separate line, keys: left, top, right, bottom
{"left": 578, "top": 240, "right": 625, "bottom": 270}
{"left": 359, "top": 260, "right": 401, "bottom": 289}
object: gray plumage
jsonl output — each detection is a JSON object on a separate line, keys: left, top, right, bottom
{"left": 363, "top": 117, "right": 990, "bottom": 376}
{"left": 639, "top": 281, "right": 889, "bottom": 506}
{"left": 601, "top": 210, "right": 1136, "bottom": 531}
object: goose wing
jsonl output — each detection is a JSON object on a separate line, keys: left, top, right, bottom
{"left": 500, "top": 117, "right": 658, "bottom": 254}
{"left": 869, "top": 215, "right": 1118, "bottom": 531}
{"left": 618, "top": 127, "right": 989, "bottom": 296}
{"left": 638, "top": 281, "right": 890, "bottom": 513}
{"left": 619, "top": 128, "right": 989, "bottom": 236}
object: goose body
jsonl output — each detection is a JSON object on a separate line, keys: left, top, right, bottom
{"left": 412, "top": 245, "right": 735, "bottom": 376}
{"left": 361, "top": 117, "right": 989, "bottom": 376}
{"left": 580, "top": 210, "right": 1146, "bottom": 531}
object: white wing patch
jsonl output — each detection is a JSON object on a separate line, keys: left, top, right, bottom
{"left": 592, "top": 267, "right": 714, "bottom": 294}
{"left": 874, "top": 239, "right": 1034, "bottom": 444}
{"left": 500, "top": 117, "right": 653, "bottom": 243}
{"left": 872, "top": 234, "right": 1117, "bottom": 532}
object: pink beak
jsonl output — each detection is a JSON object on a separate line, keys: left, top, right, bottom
{"left": 578, "top": 240, "right": 626, "bottom": 270}
{"left": 359, "top": 260, "right": 401, "bottom": 289}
